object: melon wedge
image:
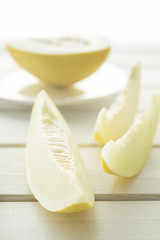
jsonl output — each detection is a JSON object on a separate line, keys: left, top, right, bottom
{"left": 101, "top": 92, "right": 160, "bottom": 177}
{"left": 94, "top": 64, "right": 140, "bottom": 145}
{"left": 6, "top": 35, "right": 110, "bottom": 86}
{"left": 26, "top": 90, "right": 94, "bottom": 212}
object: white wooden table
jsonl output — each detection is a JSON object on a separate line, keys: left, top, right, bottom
{"left": 1, "top": 50, "right": 160, "bottom": 239}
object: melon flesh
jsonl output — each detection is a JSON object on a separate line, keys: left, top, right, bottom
{"left": 7, "top": 35, "right": 110, "bottom": 54}
{"left": 94, "top": 64, "right": 140, "bottom": 145}
{"left": 101, "top": 93, "right": 160, "bottom": 177}
{"left": 26, "top": 90, "right": 94, "bottom": 212}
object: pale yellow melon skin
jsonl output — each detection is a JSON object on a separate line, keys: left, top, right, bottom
{"left": 6, "top": 45, "right": 110, "bottom": 86}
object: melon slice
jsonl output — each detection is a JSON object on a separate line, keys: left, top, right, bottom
{"left": 101, "top": 92, "right": 160, "bottom": 177}
{"left": 94, "top": 64, "right": 140, "bottom": 145}
{"left": 26, "top": 90, "right": 94, "bottom": 212}
{"left": 6, "top": 35, "right": 110, "bottom": 86}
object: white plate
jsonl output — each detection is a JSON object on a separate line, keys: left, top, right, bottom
{"left": 0, "top": 54, "right": 128, "bottom": 106}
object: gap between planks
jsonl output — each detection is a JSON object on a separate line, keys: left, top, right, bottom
{"left": 1, "top": 194, "right": 160, "bottom": 202}
{"left": 0, "top": 143, "right": 160, "bottom": 148}
{"left": 0, "top": 143, "right": 100, "bottom": 148}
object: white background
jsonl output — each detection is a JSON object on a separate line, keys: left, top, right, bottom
{"left": 0, "top": 0, "right": 160, "bottom": 51}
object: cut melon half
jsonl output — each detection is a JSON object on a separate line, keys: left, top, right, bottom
{"left": 26, "top": 90, "right": 94, "bottom": 212}
{"left": 101, "top": 92, "right": 160, "bottom": 177}
{"left": 6, "top": 35, "right": 110, "bottom": 86}
{"left": 94, "top": 64, "right": 140, "bottom": 145}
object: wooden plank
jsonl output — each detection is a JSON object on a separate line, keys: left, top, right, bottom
{"left": 142, "top": 69, "right": 160, "bottom": 87}
{"left": 110, "top": 50, "right": 160, "bottom": 68}
{"left": 0, "top": 87, "right": 160, "bottom": 146}
{"left": 1, "top": 147, "right": 160, "bottom": 200}
{"left": 0, "top": 64, "right": 159, "bottom": 145}
{"left": 2, "top": 50, "right": 160, "bottom": 72}
{"left": 1, "top": 202, "right": 160, "bottom": 240}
